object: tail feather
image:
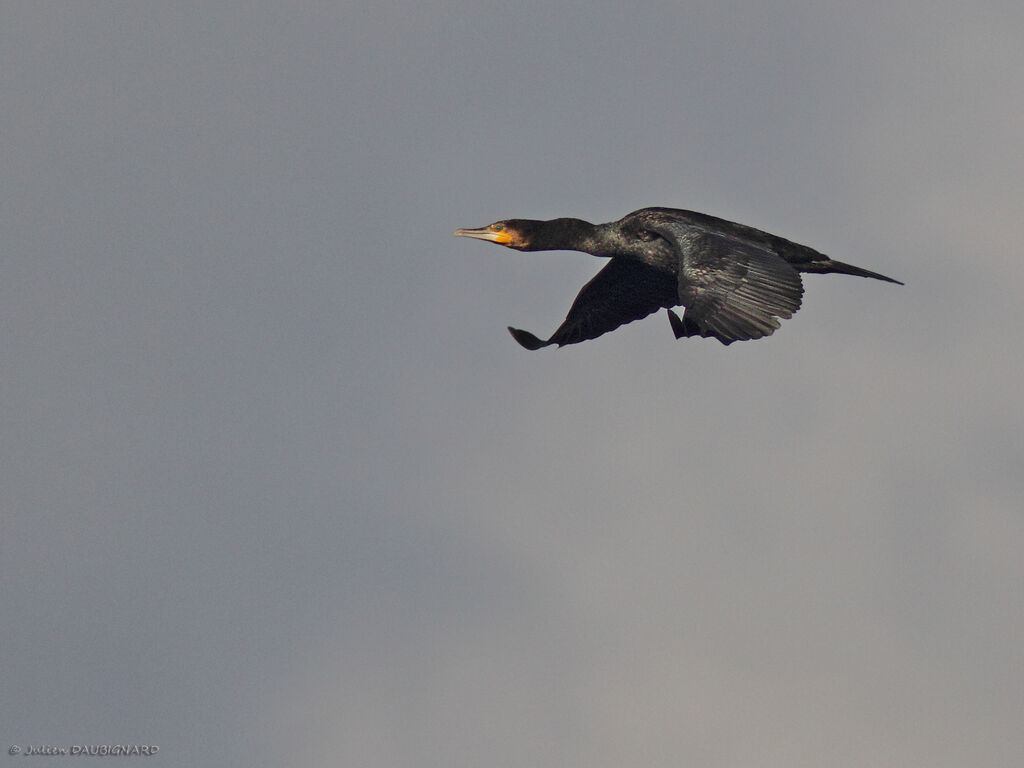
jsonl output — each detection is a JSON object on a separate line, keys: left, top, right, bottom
{"left": 810, "top": 259, "right": 904, "bottom": 285}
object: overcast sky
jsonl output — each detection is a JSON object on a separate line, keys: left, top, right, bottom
{"left": 2, "top": 2, "right": 1023, "bottom": 766}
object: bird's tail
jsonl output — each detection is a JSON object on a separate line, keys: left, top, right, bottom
{"left": 811, "top": 259, "right": 904, "bottom": 285}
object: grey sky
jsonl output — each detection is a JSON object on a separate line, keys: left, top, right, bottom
{"left": 2, "top": 2, "right": 1023, "bottom": 766}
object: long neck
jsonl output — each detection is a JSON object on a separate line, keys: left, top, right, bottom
{"left": 523, "top": 218, "right": 604, "bottom": 254}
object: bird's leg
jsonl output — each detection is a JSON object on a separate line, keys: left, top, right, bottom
{"left": 667, "top": 309, "right": 703, "bottom": 339}
{"left": 667, "top": 310, "right": 736, "bottom": 345}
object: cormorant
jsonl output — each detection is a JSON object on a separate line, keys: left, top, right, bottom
{"left": 455, "top": 207, "right": 902, "bottom": 348}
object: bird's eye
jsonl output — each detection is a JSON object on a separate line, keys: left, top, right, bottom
{"left": 636, "top": 230, "right": 655, "bottom": 241}
{"left": 492, "top": 223, "right": 504, "bottom": 232}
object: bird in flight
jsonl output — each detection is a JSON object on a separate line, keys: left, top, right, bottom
{"left": 455, "top": 207, "right": 902, "bottom": 348}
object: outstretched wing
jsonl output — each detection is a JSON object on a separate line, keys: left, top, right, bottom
{"left": 651, "top": 225, "right": 804, "bottom": 345}
{"left": 508, "top": 258, "right": 679, "bottom": 349}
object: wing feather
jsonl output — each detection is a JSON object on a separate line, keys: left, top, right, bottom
{"left": 508, "top": 258, "right": 678, "bottom": 349}
{"left": 650, "top": 224, "right": 804, "bottom": 345}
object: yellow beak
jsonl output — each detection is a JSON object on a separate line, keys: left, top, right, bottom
{"left": 454, "top": 227, "right": 512, "bottom": 245}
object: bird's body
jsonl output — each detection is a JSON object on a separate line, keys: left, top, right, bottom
{"left": 455, "top": 207, "right": 902, "bottom": 348}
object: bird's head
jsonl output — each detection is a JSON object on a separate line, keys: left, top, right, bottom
{"left": 455, "top": 218, "right": 598, "bottom": 252}
{"left": 454, "top": 220, "right": 533, "bottom": 250}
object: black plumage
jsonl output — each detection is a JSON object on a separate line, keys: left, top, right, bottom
{"left": 455, "top": 207, "right": 902, "bottom": 348}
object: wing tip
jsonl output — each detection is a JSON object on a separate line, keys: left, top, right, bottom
{"left": 508, "top": 326, "right": 549, "bottom": 350}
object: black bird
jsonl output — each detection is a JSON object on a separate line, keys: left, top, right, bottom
{"left": 455, "top": 207, "right": 902, "bottom": 349}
